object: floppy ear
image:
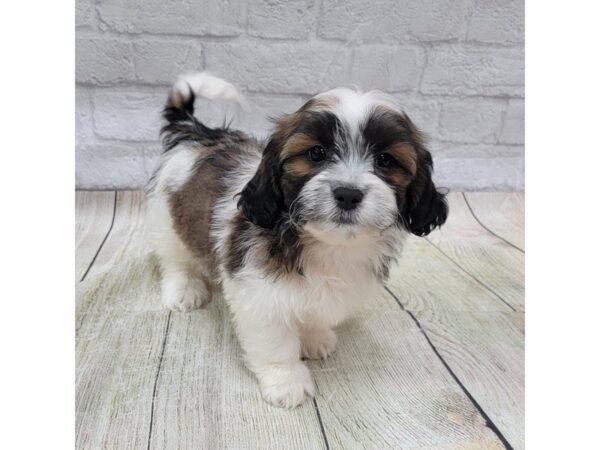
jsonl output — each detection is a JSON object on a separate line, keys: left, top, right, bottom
{"left": 400, "top": 119, "right": 448, "bottom": 236}
{"left": 402, "top": 172, "right": 448, "bottom": 236}
{"left": 238, "top": 139, "right": 284, "bottom": 229}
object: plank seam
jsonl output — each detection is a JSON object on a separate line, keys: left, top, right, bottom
{"left": 384, "top": 286, "right": 514, "bottom": 450}
{"left": 147, "top": 311, "right": 172, "bottom": 450}
{"left": 424, "top": 238, "right": 518, "bottom": 312}
{"left": 312, "top": 396, "right": 331, "bottom": 450}
{"left": 462, "top": 193, "right": 525, "bottom": 254}
{"left": 79, "top": 191, "right": 118, "bottom": 282}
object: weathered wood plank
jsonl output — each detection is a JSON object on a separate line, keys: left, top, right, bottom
{"left": 423, "top": 309, "right": 524, "bottom": 444}
{"left": 149, "top": 298, "right": 326, "bottom": 450}
{"left": 76, "top": 191, "right": 524, "bottom": 450}
{"left": 75, "top": 191, "right": 115, "bottom": 280}
{"left": 77, "top": 192, "right": 326, "bottom": 450}
{"left": 146, "top": 196, "right": 506, "bottom": 448}
{"left": 81, "top": 191, "right": 147, "bottom": 281}
{"left": 386, "top": 235, "right": 524, "bottom": 449}
{"left": 310, "top": 288, "right": 505, "bottom": 449}
{"left": 464, "top": 192, "right": 525, "bottom": 251}
{"left": 76, "top": 191, "right": 165, "bottom": 450}
{"left": 76, "top": 298, "right": 167, "bottom": 450}
{"left": 427, "top": 192, "right": 525, "bottom": 312}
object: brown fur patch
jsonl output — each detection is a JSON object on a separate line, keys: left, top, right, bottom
{"left": 303, "top": 95, "right": 338, "bottom": 112}
{"left": 281, "top": 133, "right": 320, "bottom": 159}
{"left": 168, "top": 132, "right": 259, "bottom": 277}
{"left": 384, "top": 170, "right": 412, "bottom": 188}
{"left": 382, "top": 142, "right": 417, "bottom": 187}
{"left": 169, "top": 90, "right": 184, "bottom": 109}
{"left": 284, "top": 157, "right": 313, "bottom": 177}
{"left": 271, "top": 97, "right": 337, "bottom": 144}
{"left": 387, "top": 142, "right": 417, "bottom": 175}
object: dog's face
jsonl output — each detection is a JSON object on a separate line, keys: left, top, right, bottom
{"left": 239, "top": 88, "right": 447, "bottom": 241}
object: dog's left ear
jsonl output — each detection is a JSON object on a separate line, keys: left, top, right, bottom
{"left": 400, "top": 119, "right": 448, "bottom": 237}
{"left": 238, "top": 139, "right": 284, "bottom": 229}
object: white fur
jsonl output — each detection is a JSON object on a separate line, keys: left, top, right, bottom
{"left": 147, "top": 76, "right": 408, "bottom": 408}
{"left": 213, "top": 174, "right": 404, "bottom": 407}
{"left": 316, "top": 87, "right": 402, "bottom": 134}
{"left": 172, "top": 72, "right": 244, "bottom": 104}
{"left": 146, "top": 147, "right": 213, "bottom": 312}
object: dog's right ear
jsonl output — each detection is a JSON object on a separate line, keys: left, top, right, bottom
{"left": 238, "top": 139, "right": 284, "bottom": 229}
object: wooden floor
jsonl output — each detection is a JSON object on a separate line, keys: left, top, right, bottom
{"left": 75, "top": 191, "right": 524, "bottom": 450}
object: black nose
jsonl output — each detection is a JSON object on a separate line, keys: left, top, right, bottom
{"left": 333, "top": 187, "right": 364, "bottom": 211}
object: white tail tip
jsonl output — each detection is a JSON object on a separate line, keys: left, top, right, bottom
{"left": 170, "top": 72, "right": 244, "bottom": 109}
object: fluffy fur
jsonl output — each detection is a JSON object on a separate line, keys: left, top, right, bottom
{"left": 146, "top": 72, "right": 448, "bottom": 408}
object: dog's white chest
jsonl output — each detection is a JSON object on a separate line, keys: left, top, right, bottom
{"left": 294, "top": 255, "right": 380, "bottom": 325}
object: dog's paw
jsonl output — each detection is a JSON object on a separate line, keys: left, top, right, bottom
{"left": 259, "top": 363, "right": 315, "bottom": 409}
{"left": 162, "top": 278, "right": 207, "bottom": 312}
{"left": 301, "top": 327, "right": 337, "bottom": 360}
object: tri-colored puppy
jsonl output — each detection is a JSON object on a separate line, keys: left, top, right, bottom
{"left": 146, "top": 72, "right": 448, "bottom": 408}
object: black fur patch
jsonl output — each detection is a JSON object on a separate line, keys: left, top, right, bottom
{"left": 161, "top": 89, "right": 245, "bottom": 152}
{"left": 235, "top": 108, "right": 348, "bottom": 274}
{"left": 362, "top": 109, "right": 416, "bottom": 176}
{"left": 362, "top": 108, "right": 449, "bottom": 236}
{"left": 292, "top": 111, "right": 342, "bottom": 152}
{"left": 238, "top": 109, "right": 343, "bottom": 229}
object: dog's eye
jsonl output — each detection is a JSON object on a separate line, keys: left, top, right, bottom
{"left": 307, "top": 146, "right": 327, "bottom": 162}
{"left": 375, "top": 152, "right": 396, "bottom": 168}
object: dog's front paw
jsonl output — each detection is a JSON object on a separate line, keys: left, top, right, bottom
{"left": 301, "top": 327, "right": 337, "bottom": 360}
{"left": 162, "top": 278, "right": 207, "bottom": 312}
{"left": 259, "top": 363, "right": 315, "bottom": 409}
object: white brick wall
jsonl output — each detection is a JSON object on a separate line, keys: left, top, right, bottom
{"left": 76, "top": 0, "right": 524, "bottom": 190}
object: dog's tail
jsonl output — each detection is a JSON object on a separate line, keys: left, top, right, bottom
{"left": 161, "top": 72, "right": 244, "bottom": 151}
{"left": 166, "top": 72, "right": 243, "bottom": 113}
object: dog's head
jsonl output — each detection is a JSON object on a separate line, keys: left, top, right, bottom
{"left": 238, "top": 88, "right": 448, "bottom": 242}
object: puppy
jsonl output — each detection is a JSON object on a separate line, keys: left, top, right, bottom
{"left": 146, "top": 72, "right": 448, "bottom": 408}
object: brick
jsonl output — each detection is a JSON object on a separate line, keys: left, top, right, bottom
{"left": 76, "top": 0, "right": 525, "bottom": 191}
{"left": 430, "top": 141, "right": 523, "bottom": 188}
{"left": 438, "top": 98, "right": 506, "bottom": 143}
{"left": 394, "top": 96, "right": 440, "bottom": 139}
{"left": 248, "top": 0, "right": 316, "bottom": 39}
{"left": 92, "top": 89, "right": 164, "bottom": 141}
{"left": 143, "top": 143, "right": 166, "bottom": 180}
{"left": 434, "top": 155, "right": 524, "bottom": 190}
{"left": 468, "top": 0, "right": 524, "bottom": 44}
{"left": 76, "top": 37, "right": 135, "bottom": 84}
{"left": 318, "top": 0, "right": 473, "bottom": 43}
{"left": 97, "top": 0, "right": 244, "bottom": 36}
{"left": 350, "top": 46, "right": 424, "bottom": 92}
{"left": 204, "top": 42, "right": 350, "bottom": 94}
{"left": 402, "top": 0, "right": 473, "bottom": 42}
{"left": 431, "top": 141, "right": 523, "bottom": 159}
{"left": 499, "top": 99, "right": 524, "bottom": 144}
{"left": 196, "top": 94, "right": 308, "bottom": 139}
{"left": 76, "top": 0, "right": 96, "bottom": 29}
{"left": 421, "top": 46, "right": 524, "bottom": 96}
{"left": 133, "top": 39, "right": 203, "bottom": 84}
{"left": 76, "top": 88, "right": 95, "bottom": 145}
{"left": 76, "top": 142, "right": 147, "bottom": 189}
